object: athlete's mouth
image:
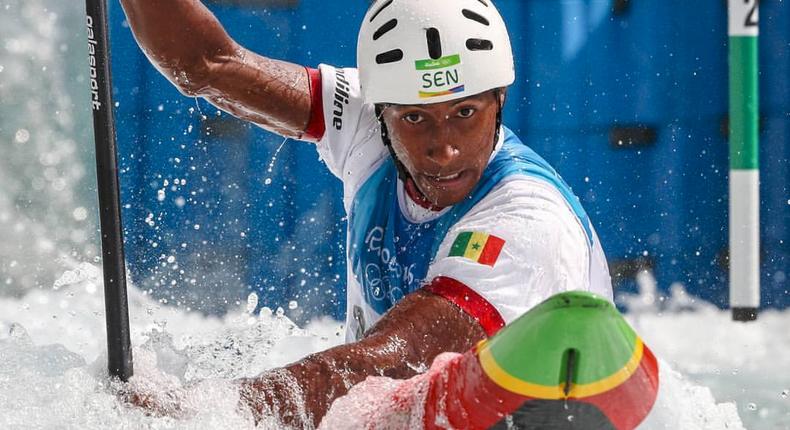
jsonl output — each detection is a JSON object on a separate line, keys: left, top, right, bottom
{"left": 426, "top": 171, "right": 462, "bottom": 182}
{"left": 420, "top": 170, "right": 470, "bottom": 190}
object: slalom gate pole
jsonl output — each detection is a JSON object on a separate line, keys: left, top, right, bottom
{"left": 85, "top": 0, "right": 134, "bottom": 380}
{"left": 728, "top": 0, "right": 760, "bottom": 322}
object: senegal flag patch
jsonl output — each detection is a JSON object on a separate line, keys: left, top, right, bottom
{"left": 449, "top": 232, "right": 506, "bottom": 267}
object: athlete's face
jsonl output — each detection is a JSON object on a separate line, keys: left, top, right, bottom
{"left": 381, "top": 90, "right": 505, "bottom": 208}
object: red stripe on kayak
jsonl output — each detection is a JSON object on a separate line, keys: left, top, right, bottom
{"left": 422, "top": 351, "right": 526, "bottom": 430}
{"left": 420, "top": 343, "right": 660, "bottom": 430}
{"left": 581, "top": 344, "right": 660, "bottom": 430}
{"left": 424, "top": 277, "right": 505, "bottom": 337}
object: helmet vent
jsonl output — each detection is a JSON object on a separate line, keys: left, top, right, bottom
{"left": 376, "top": 49, "right": 404, "bottom": 64}
{"left": 476, "top": 0, "right": 490, "bottom": 7}
{"left": 466, "top": 38, "right": 494, "bottom": 51}
{"left": 462, "top": 9, "right": 490, "bottom": 26}
{"left": 369, "top": 0, "right": 394, "bottom": 23}
{"left": 373, "top": 19, "right": 398, "bottom": 41}
{"left": 426, "top": 27, "right": 443, "bottom": 60}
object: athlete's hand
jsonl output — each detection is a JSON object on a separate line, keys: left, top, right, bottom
{"left": 116, "top": 381, "right": 189, "bottom": 419}
{"left": 237, "top": 368, "right": 313, "bottom": 428}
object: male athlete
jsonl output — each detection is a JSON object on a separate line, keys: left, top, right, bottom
{"left": 120, "top": 0, "right": 612, "bottom": 427}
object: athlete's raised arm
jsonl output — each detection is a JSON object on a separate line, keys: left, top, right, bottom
{"left": 119, "top": 0, "right": 311, "bottom": 138}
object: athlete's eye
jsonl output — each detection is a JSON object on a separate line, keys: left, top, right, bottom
{"left": 457, "top": 107, "right": 476, "bottom": 118}
{"left": 403, "top": 113, "right": 424, "bottom": 124}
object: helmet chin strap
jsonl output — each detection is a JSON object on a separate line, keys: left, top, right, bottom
{"left": 374, "top": 89, "right": 505, "bottom": 197}
{"left": 492, "top": 87, "right": 504, "bottom": 154}
{"left": 375, "top": 104, "right": 412, "bottom": 183}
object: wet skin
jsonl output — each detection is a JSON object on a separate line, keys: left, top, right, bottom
{"left": 119, "top": 0, "right": 490, "bottom": 427}
{"left": 382, "top": 90, "right": 505, "bottom": 208}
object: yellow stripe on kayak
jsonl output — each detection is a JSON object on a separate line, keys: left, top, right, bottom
{"left": 477, "top": 338, "right": 645, "bottom": 399}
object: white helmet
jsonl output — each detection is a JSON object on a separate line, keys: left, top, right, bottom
{"left": 358, "top": 0, "right": 515, "bottom": 105}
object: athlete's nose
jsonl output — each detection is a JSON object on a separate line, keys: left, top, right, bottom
{"left": 425, "top": 133, "right": 458, "bottom": 167}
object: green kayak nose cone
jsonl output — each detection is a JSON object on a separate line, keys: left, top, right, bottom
{"left": 476, "top": 291, "right": 659, "bottom": 429}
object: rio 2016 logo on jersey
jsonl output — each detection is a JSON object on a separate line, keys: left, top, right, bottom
{"left": 416, "top": 54, "right": 465, "bottom": 99}
{"left": 362, "top": 226, "right": 417, "bottom": 308}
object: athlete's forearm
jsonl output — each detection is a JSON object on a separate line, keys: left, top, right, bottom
{"left": 238, "top": 332, "right": 413, "bottom": 428}
{"left": 119, "top": 0, "right": 311, "bottom": 137}
{"left": 238, "top": 290, "right": 487, "bottom": 427}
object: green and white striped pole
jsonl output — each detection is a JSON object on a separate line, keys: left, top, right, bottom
{"left": 728, "top": 0, "right": 760, "bottom": 322}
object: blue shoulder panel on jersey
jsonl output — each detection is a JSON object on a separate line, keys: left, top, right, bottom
{"left": 496, "top": 129, "right": 594, "bottom": 243}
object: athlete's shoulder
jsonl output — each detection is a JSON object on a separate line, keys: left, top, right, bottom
{"left": 428, "top": 179, "right": 595, "bottom": 324}
{"left": 489, "top": 130, "right": 596, "bottom": 244}
{"left": 467, "top": 175, "right": 585, "bottom": 233}
{"left": 312, "top": 64, "right": 388, "bottom": 206}
{"left": 316, "top": 65, "right": 363, "bottom": 133}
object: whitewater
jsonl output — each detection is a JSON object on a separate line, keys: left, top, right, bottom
{"left": 0, "top": 0, "right": 787, "bottom": 429}
{"left": 1, "top": 268, "right": 788, "bottom": 429}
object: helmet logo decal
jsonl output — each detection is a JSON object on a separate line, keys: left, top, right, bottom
{"left": 416, "top": 54, "right": 465, "bottom": 99}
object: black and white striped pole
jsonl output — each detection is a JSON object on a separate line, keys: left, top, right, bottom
{"left": 728, "top": 0, "right": 760, "bottom": 322}
{"left": 85, "top": 0, "right": 134, "bottom": 380}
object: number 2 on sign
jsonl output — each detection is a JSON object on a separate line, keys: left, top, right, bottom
{"left": 744, "top": 0, "right": 759, "bottom": 27}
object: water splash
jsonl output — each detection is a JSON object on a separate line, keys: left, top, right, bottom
{"left": 0, "top": 273, "right": 344, "bottom": 429}
{"left": 0, "top": 0, "right": 98, "bottom": 295}
{"left": 263, "top": 138, "right": 289, "bottom": 186}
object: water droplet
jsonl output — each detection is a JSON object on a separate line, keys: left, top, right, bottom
{"left": 264, "top": 178, "right": 272, "bottom": 185}
{"left": 288, "top": 300, "right": 298, "bottom": 310}
{"left": 9, "top": 323, "right": 29, "bottom": 341}
{"left": 166, "top": 255, "right": 176, "bottom": 264}
{"left": 567, "top": 415, "right": 574, "bottom": 422}
{"left": 14, "top": 129, "right": 30, "bottom": 143}
{"left": 72, "top": 207, "right": 88, "bottom": 221}
{"left": 246, "top": 292, "right": 259, "bottom": 314}
{"left": 781, "top": 389, "right": 788, "bottom": 399}
{"left": 747, "top": 402, "right": 757, "bottom": 411}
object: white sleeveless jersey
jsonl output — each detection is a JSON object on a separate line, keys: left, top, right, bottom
{"left": 308, "top": 64, "right": 612, "bottom": 342}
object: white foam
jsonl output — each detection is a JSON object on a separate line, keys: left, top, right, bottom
{"left": 0, "top": 281, "right": 344, "bottom": 429}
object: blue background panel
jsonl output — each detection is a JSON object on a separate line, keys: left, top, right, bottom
{"left": 110, "top": 0, "right": 788, "bottom": 319}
